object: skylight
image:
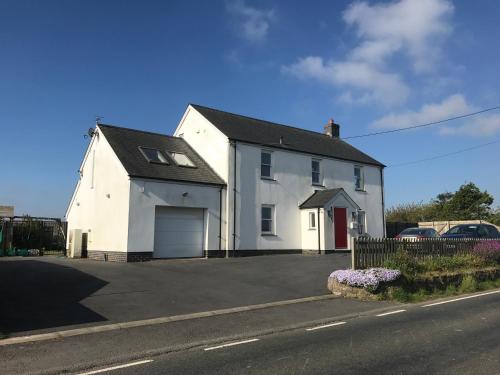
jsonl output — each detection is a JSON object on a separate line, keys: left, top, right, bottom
{"left": 168, "top": 152, "right": 195, "bottom": 167}
{"left": 139, "top": 147, "right": 169, "bottom": 164}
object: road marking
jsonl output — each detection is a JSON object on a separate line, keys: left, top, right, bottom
{"left": 422, "top": 290, "right": 500, "bottom": 308}
{"left": 376, "top": 309, "right": 406, "bottom": 317}
{"left": 76, "top": 359, "right": 153, "bottom": 374}
{"left": 0, "top": 294, "right": 336, "bottom": 346}
{"left": 306, "top": 321, "right": 346, "bottom": 331}
{"left": 204, "top": 338, "right": 260, "bottom": 351}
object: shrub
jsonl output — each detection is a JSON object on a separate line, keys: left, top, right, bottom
{"left": 472, "top": 241, "right": 500, "bottom": 263}
{"left": 459, "top": 275, "right": 479, "bottom": 293}
{"left": 330, "top": 268, "right": 401, "bottom": 292}
{"left": 382, "top": 250, "right": 422, "bottom": 278}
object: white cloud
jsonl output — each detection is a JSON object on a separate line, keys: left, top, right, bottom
{"left": 372, "top": 94, "right": 471, "bottom": 129}
{"left": 282, "top": 56, "right": 409, "bottom": 106}
{"left": 372, "top": 93, "right": 500, "bottom": 137}
{"left": 343, "top": 0, "right": 454, "bottom": 73}
{"left": 440, "top": 114, "right": 500, "bottom": 136}
{"left": 282, "top": 0, "right": 454, "bottom": 106}
{"left": 226, "top": 0, "right": 275, "bottom": 42}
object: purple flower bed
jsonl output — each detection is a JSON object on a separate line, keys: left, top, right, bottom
{"left": 472, "top": 241, "right": 500, "bottom": 263}
{"left": 330, "top": 268, "right": 401, "bottom": 291}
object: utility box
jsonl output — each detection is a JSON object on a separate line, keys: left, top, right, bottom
{"left": 68, "top": 229, "right": 82, "bottom": 258}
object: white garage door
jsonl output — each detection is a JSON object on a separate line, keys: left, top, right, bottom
{"left": 153, "top": 207, "right": 204, "bottom": 258}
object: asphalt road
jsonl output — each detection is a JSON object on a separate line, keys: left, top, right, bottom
{"left": 103, "top": 290, "right": 500, "bottom": 375}
{"left": 0, "top": 253, "right": 350, "bottom": 336}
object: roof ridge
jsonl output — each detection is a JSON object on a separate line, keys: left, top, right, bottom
{"left": 190, "top": 103, "right": 332, "bottom": 139}
{"left": 97, "top": 123, "right": 178, "bottom": 139}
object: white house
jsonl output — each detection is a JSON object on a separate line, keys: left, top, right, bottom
{"left": 66, "top": 104, "right": 385, "bottom": 261}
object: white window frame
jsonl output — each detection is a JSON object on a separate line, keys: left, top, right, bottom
{"left": 311, "top": 159, "right": 322, "bottom": 186}
{"left": 309, "top": 211, "right": 316, "bottom": 229}
{"left": 357, "top": 210, "right": 366, "bottom": 235}
{"left": 261, "top": 150, "right": 273, "bottom": 179}
{"left": 354, "top": 166, "right": 365, "bottom": 191}
{"left": 138, "top": 146, "right": 169, "bottom": 165}
{"left": 261, "top": 205, "right": 275, "bottom": 235}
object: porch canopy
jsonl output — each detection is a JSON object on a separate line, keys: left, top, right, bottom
{"left": 299, "top": 188, "right": 360, "bottom": 251}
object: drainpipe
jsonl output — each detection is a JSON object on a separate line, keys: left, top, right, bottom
{"left": 380, "top": 167, "right": 386, "bottom": 237}
{"left": 317, "top": 208, "right": 321, "bottom": 254}
{"left": 219, "top": 187, "right": 222, "bottom": 253}
{"left": 232, "top": 141, "right": 237, "bottom": 256}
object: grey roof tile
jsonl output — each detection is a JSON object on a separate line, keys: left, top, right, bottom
{"left": 192, "top": 104, "right": 384, "bottom": 167}
{"left": 299, "top": 188, "right": 344, "bottom": 209}
{"left": 98, "top": 124, "right": 225, "bottom": 186}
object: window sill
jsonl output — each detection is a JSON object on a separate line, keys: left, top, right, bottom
{"left": 261, "top": 177, "right": 277, "bottom": 182}
{"left": 355, "top": 188, "right": 367, "bottom": 193}
{"left": 312, "top": 184, "right": 325, "bottom": 187}
{"left": 308, "top": 228, "right": 317, "bottom": 231}
{"left": 261, "top": 233, "right": 277, "bottom": 237}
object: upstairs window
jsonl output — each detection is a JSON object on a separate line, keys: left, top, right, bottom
{"left": 261, "top": 151, "right": 272, "bottom": 178}
{"left": 354, "top": 166, "right": 364, "bottom": 190}
{"left": 139, "top": 147, "right": 169, "bottom": 164}
{"left": 168, "top": 152, "right": 195, "bottom": 167}
{"left": 312, "top": 159, "right": 321, "bottom": 185}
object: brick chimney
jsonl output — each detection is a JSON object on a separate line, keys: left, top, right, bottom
{"left": 324, "top": 118, "right": 340, "bottom": 138}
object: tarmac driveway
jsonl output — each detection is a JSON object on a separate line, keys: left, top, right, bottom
{"left": 0, "top": 253, "right": 350, "bottom": 336}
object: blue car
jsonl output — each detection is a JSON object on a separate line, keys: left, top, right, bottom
{"left": 441, "top": 224, "right": 499, "bottom": 239}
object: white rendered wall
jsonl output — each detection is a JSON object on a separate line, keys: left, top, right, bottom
{"left": 174, "top": 106, "right": 229, "bottom": 182}
{"left": 127, "top": 179, "right": 224, "bottom": 254}
{"left": 65, "top": 128, "right": 130, "bottom": 253}
{"left": 300, "top": 209, "right": 319, "bottom": 251}
{"left": 235, "top": 142, "right": 384, "bottom": 251}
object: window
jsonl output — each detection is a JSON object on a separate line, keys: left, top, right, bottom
{"left": 312, "top": 159, "right": 321, "bottom": 185}
{"left": 309, "top": 212, "right": 316, "bottom": 229}
{"left": 261, "top": 205, "right": 274, "bottom": 234}
{"left": 354, "top": 166, "right": 364, "bottom": 190}
{"left": 486, "top": 225, "right": 499, "bottom": 238}
{"left": 139, "top": 147, "right": 169, "bottom": 164}
{"left": 168, "top": 152, "right": 195, "bottom": 167}
{"left": 261, "top": 151, "right": 272, "bottom": 178}
{"left": 357, "top": 211, "right": 365, "bottom": 235}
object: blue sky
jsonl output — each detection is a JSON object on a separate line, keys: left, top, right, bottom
{"left": 1, "top": 0, "right": 499, "bottom": 217}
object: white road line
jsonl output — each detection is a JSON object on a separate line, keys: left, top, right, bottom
{"left": 422, "top": 290, "right": 500, "bottom": 308}
{"left": 76, "top": 359, "right": 153, "bottom": 375}
{"left": 376, "top": 309, "right": 406, "bottom": 317}
{"left": 204, "top": 338, "right": 260, "bottom": 351}
{"left": 306, "top": 321, "right": 347, "bottom": 331}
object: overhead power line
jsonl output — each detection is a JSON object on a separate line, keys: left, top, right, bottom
{"left": 387, "top": 138, "right": 500, "bottom": 168}
{"left": 342, "top": 105, "right": 500, "bottom": 140}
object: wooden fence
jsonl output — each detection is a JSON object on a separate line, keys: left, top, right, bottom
{"left": 352, "top": 238, "right": 498, "bottom": 269}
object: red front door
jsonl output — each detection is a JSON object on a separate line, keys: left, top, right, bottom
{"left": 334, "top": 207, "right": 348, "bottom": 249}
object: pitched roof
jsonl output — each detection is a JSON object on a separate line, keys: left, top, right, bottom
{"left": 299, "top": 188, "right": 360, "bottom": 209}
{"left": 191, "top": 104, "right": 384, "bottom": 167}
{"left": 98, "top": 124, "right": 225, "bottom": 186}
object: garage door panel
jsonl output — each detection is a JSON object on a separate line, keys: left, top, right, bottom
{"left": 155, "top": 219, "right": 203, "bottom": 232}
{"left": 154, "top": 207, "right": 204, "bottom": 258}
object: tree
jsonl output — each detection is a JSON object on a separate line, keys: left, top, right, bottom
{"left": 445, "top": 183, "right": 493, "bottom": 220}
{"left": 386, "top": 182, "right": 495, "bottom": 222}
